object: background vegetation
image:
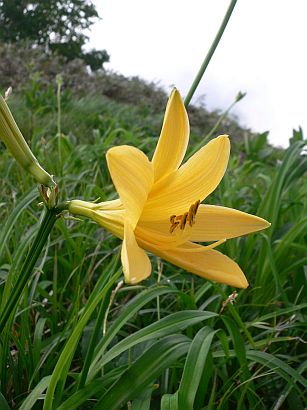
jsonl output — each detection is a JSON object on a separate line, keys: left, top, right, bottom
{"left": 0, "top": 0, "right": 109, "bottom": 71}
{"left": 0, "top": 4, "right": 306, "bottom": 408}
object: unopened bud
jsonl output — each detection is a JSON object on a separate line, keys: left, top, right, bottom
{"left": 0, "top": 93, "right": 55, "bottom": 187}
{"left": 235, "top": 91, "right": 247, "bottom": 102}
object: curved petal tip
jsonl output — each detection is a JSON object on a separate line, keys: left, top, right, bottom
{"left": 236, "top": 274, "right": 249, "bottom": 289}
{"left": 121, "top": 225, "right": 152, "bottom": 284}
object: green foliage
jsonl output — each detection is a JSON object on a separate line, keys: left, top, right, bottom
{"left": 0, "top": 0, "right": 109, "bottom": 70}
{"left": 0, "top": 0, "right": 97, "bottom": 45}
{"left": 0, "top": 77, "right": 306, "bottom": 409}
{"left": 161, "top": 327, "right": 216, "bottom": 409}
{"left": 290, "top": 126, "right": 304, "bottom": 145}
{"left": 78, "top": 48, "right": 111, "bottom": 72}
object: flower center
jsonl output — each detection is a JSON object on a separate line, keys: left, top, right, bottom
{"left": 169, "top": 200, "right": 200, "bottom": 233}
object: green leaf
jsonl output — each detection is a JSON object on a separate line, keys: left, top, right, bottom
{"left": 275, "top": 217, "right": 307, "bottom": 263}
{"left": 56, "top": 378, "right": 108, "bottom": 410}
{"left": 222, "top": 316, "right": 258, "bottom": 408}
{"left": 89, "top": 285, "right": 179, "bottom": 377}
{"left": 0, "top": 188, "right": 37, "bottom": 260}
{"left": 131, "top": 385, "right": 156, "bottom": 410}
{"left": 0, "top": 392, "right": 10, "bottom": 410}
{"left": 272, "top": 361, "right": 307, "bottom": 410}
{"left": 19, "top": 376, "right": 52, "bottom": 410}
{"left": 222, "top": 316, "right": 251, "bottom": 380}
{"left": 93, "top": 335, "right": 190, "bottom": 410}
{"left": 31, "top": 318, "right": 47, "bottom": 381}
{"left": 161, "top": 392, "right": 179, "bottom": 410}
{"left": 177, "top": 327, "right": 216, "bottom": 409}
{"left": 246, "top": 350, "right": 307, "bottom": 390}
{"left": 0, "top": 188, "right": 37, "bottom": 313}
{"left": 89, "top": 310, "right": 217, "bottom": 380}
{"left": 250, "top": 303, "right": 307, "bottom": 325}
{"left": 43, "top": 268, "right": 122, "bottom": 410}
{"left": 257, "top": 140, "right": 306, "bottom": 231}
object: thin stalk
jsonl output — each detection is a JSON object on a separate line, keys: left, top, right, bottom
{"left": 102, "top": 280, "right": 124, "bottom": 336}
{"left": 187, "top": 92, "right": 245, "bottom": 158}
{"left": 56, "top": 75, "right": 62, "bottom": 137}
{"left": 217, "top": 286, "right": 256, "bottom": 349}
{"left": 56, "top": 74, "right": 63, "bottom": 173}
{"left": 0, "top": 208, "right": 57, "bottom": 335}
{"left": 184, "top": 0, "right": 238, "bottom": 107}
{"left": 157, "top": 258, "right": 162, "bottom": 321}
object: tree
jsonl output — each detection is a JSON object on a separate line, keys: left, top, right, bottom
{"left": 0, "top": 0, "right": 109, "bottom": 70}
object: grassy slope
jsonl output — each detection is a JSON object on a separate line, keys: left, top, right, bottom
{"left": 0, "top": 76, "right": 306, "bottom": 409}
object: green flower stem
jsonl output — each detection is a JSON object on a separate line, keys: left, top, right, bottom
{"left": 184, "top": 0, "right": 238, "bottom": 107}
{"left": 0, "top": 208, "right": 58, "bottom": 335}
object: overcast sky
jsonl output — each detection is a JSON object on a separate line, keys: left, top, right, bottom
{"left": 88, "top": 1, "right": 307, "bottom": 147}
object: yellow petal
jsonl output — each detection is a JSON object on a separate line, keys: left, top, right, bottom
{"left": 142, "top": 135, "right": 230, "bottom": 221}
{"left": 135, "top": 222, "right": 190, "bottom": 250}
{"left": 121, "top": 224, "right": 152, "bottom": 284}
{"left": 107, "top": 145, "right": 154, "bottom": 229}
{"left": 93, "top": 198, "right": 123, "bottom": 211}
{"left": 139, "top": 239, "right": 248, "bottom": 288}
{"left": 190, "top": 205, "right": 271, "bottom": 241}
{"left": 68, "top": 199, "right": 125, "bottom": 239}
{"left": 152, "top": 89, "right": 189, "bottom": 182}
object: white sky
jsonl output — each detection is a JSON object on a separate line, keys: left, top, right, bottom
{"left": 88, "top": 1, "right": 307, "bottom": 147}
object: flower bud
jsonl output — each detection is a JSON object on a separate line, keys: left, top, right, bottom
{"left": 0, "top": 92, "right": 55, "bottom": 187}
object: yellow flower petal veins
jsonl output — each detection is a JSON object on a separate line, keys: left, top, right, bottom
{"left": 141, "top": 135, "right": 230, "bottom": 221}
{"left": 190, "top": 205, "right": 271, "bottom": 241}
{"left": 106, "top": 145, "right": 154, "bottom": 229}
{"left": 152, "top": 88, "right": 189, "bottom": 183}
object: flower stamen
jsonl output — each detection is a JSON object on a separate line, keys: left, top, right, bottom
{"left": 180, "top": 212, "right": 188, "bottom": 229}
{"left": 169, "top": 199, "right": 201, "bottom": 233}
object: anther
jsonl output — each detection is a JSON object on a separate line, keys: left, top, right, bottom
{"left": 170, "top": 215, "right": 176, "bottom": 224}
{"left": 180, "top": 212, "right": 188, "bottom": 230}
{"left": 170, "top": 221, "right": 179, "bottom": 233}
{"left": 194, "top": 200, "right": 200, "bottom": 214}
{"left": 169, "top": 199, "right": 201, "bottom": 234}
{"left": 187, "top": 204, "right": 195, "bottom": 226}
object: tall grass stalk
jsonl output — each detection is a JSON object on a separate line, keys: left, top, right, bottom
{"left": 184, "top": 0, "right": 238, "bottom": 106}
{"left": 56, "top": 74, "right": 63, "bottom": 173}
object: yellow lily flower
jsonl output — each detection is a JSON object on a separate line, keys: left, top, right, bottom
{"left": 69, "top": 89, "right": 270, "bottom": 288}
